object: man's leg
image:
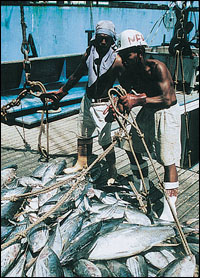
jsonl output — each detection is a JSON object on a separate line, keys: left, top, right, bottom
{"left": 159, "top": 164, "right": 179, "bottom": 222}
{"left": 126, "top": 150, "right": 150, "bottom": 192}
{"left": 102, "top": 143, "right": 117, "bottom": 185}
{"left": 63, "top": 138, "right": 93, "bottom": 174}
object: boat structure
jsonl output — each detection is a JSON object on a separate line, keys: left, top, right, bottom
{"left": 1, "top": 1, "right": 199, "bottom": 277}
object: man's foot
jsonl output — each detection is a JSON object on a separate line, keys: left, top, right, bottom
{"left": 63, "top": 162, "right": 87, "bottom": 174}
{"left": 159, "top": 196, "right": 177, "bottom": 222}
{"left": 107, "top": 165, "right": 118, "bottom": 186}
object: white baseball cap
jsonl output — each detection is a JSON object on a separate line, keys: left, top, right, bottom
{"left": 117, "top": 29, "right": 148, "bottom": 51}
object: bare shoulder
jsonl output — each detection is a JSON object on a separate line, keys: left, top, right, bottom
{"left": 112, "top": 54, "right": 125, "bottom": 71}
{"left": 114, "top": 54, "right": 123, "bottom": 66}
{"left": 146, "top": 58, "right": 167, "bottom": 70}
{"left": 146, "top": 58, "right": 170, "bottom": 79}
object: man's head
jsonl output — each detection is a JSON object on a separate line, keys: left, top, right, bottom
{"left": 117, "top": 30, "right": 148, "bottom": 68}
{"left": 93, "top": 20, "right": 116, "bottom": 55}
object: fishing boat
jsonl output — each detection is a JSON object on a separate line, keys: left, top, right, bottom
{"left": 1, "top": 1, "right": 199, "bottom": 277}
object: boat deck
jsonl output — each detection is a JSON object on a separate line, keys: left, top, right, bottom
{"left": 1, "top": 109, "right": 199, "bottom": 228}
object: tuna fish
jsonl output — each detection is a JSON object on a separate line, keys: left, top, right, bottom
{"left": 106, "top": 259, "right": 133, "bottom": 277}
{"left": 32, "top": 245, "right": 64, "bottom": 277}
{"left": 126, "top": 255, "right": 148, "bottom": 277}
{"left": 1, "top": 185, "right": 32, "bottom": 221}
{"left": 144, "top": 248, "right": 176, "bottom": 269}
{"left": 156, "top": 254, "right": 196, "bottom": 277}
{"left": 4, "top": 253, "right": 26, "bottom": 277}
{"left": 88, "top": 225, "right": 176, "bottom": 260}
{"left": 73, "top": 259, "right": 102, "bottom": 277}
{"left": 41, "top": 159, "right": 66, "bottom": 185}
{"left": 27, "top": 221, "right": 49, "bottom": 254}
{"left": 1, "top": 243, "right": 22, "bottom": 277}
{"left": 31, "top": 162, "right": 53, "bottom": 179}
{"left": 1, "top": 166, "right": 17, "bottom": 188}
{"left": 60, "top": 221, "right": 102, "bottom": 265}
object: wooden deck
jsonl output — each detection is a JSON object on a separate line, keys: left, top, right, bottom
{"left": 1, "top": 109, "right": 199, "bottom": 227}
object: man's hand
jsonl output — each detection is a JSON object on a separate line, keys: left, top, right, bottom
{"left": 103, "top": 97, "right": 125, "bottom": 122}
{"left": 104, "top": 104, "right": 116, "bottom": 122}
{"left": 40, "top": 87, "right": 68, "bottom": 110}
{"left": 119, "top": 91, "right": 147, "bottom": 112}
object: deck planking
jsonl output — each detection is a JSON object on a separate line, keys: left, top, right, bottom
{"left": 1, "top": 110, "right": 199, "bottom": 227}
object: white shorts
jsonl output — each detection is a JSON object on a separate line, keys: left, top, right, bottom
{"left": 120, "top": 103, "right": 181, "bottom": 166}
{"left": 77, "top": 94, "right": 112, "bottom": 146}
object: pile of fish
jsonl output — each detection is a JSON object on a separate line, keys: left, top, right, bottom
{"left": 1, "top": 160, "right": 199, "bottom": 277}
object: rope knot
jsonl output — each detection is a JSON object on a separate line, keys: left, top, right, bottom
{"left": 10, "top": 196, "right": 18, "bottom": 202}
{"left": 18, "top": 231, "right": 27, "bottom": 239}
{"left": 137, "top": 131, "right": 145, "bottom": 138}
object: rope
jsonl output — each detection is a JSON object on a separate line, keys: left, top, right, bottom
{"left": 1, "top": 137, "right": 118, "bottom": 251}
{"left": 1, "top": 172, "right": 83, "bottom": 202}
{"left": 107, "top": 85, "right": 192, "bottom": 256}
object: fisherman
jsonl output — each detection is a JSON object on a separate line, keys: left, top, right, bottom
{"left": 110, "top": 29, "right": 182, "bottom": 222}
{"left": 43, "top": 20, "right": 124, "bottom": 184}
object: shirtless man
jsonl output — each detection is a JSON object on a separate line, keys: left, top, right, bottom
{"left": 116, "top": 30, "right": 181, "bottom": 222}
{"left": 44, "top": 20, "right": 124, "bottom": 184}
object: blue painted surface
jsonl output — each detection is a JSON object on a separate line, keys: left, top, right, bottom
{"left": 15, "top": 103, "right": 81, "bottom": 125}
{"left": 1, "top": 88, "right": 85, "bottom": 114}
{"left": 1, "top": 3, "right": 199, "bottom": 61}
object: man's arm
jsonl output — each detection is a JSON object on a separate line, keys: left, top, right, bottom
{"left": 41, "top": 51, "right": 88, "bottom": 107}
{"left": 120, "top": 62, "right": 176, "bottom": 111}
{"left": 145, "top": 63, "right": 176, "bottom": 107}
{"left": 56, "top": 52, "right": 88, "bottom": 100}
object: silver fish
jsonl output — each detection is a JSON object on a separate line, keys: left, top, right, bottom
{"left": 1, "top": 243, "right": 22, "bottom": 277}
{"left": 59, "top": 212, "right": 87, "bottom": 252}
{"left": 5, "top": 220, "right": 28, "bottom": 244}
{"left": 89, "top": 203, "right": 151, "bottom": 226}
{"left": 126, "top": 255, "right": 148, "bottom": 277}
{"left": 62, "top": 266, "right": 75, "bottom": 277}
{"left": 60, "top": 221, "right": 102, "bottom": 265}
{"left": 38, "top": 189, "right": 75, "bottom": 221}
{"left": 42, "top": 159, "right": 66, "bottom": 185}
{"left": 1, "top": 167, "right": 17, "bottom": 188}
{"left": 94, "top": 261, "right": 113, "bottom": 277}
{"left": 27, "top": 221, "right": 49, "bottom": 254}
{"left": 38, "top": 178, "right": 59, "bottom": 208}
{"left": 1, "top": 185, "right": 32, "bottom": 220}
{"left": 32, "top": 245, "right": 64, "bottom": 277}
{"left": 88, "top": 225, "right": 176, "bottom": 260}
{"left": 144, "top": 248, "right": 176, "bottom": 269}
{"left": 17, "top": 176, "right": 43, "bottom": 188}
{"left": 73, "top": 259, "right": 102, "bottom": 277}
{"left": 156, "top": 254, "right": 196, "bottom": 277}
{"left": 105, "top": 259, "right": 132, "bottom": 277}
{"left": 31, "top": 162, "right": 53, "bottom": 179}
{"left": 48, "top": 222, "right": 63, "bottom": 259}
{"left": 93, "top": 188, "right": 129, "bottom": 205}
{"left": 1, "top": 224, "right": 15, "bottom": 243}
{"left": 5, "top": 253, "right": 26, "bottom": 277}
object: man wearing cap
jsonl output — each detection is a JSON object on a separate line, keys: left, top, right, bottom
{"left": 113, "top": 29, "right": 181, "bottom": 222}
{"left": 45, "top": 20, "right": 124, "bottom": 184}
